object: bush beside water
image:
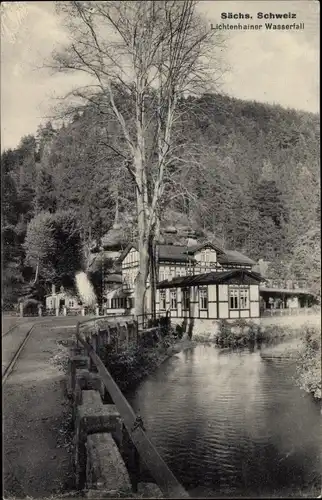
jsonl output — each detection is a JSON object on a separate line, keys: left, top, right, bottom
{"left": 98, "top": 327, "right": 179, "bottom": 393}
{"left": 98, "top": 319, "right": 321, "bottom": 401}
{"left": 294, "top": 327, "right": 321, "bottom": 400}
{"left": 213, "top": 319, "right": 297, "bottom": 348}
{"left": 212, "top": 320, "right": 321, "bottom": 400}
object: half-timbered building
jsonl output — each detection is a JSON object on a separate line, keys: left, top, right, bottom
{"left": 105, "top": 241, "right": 261, "bottom": 319}
{"left": 156, "top": 269, "right": 262, "bottom": 320}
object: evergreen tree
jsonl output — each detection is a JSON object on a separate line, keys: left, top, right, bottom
{"left": 34, "top": 168, "right": 57, "bottom": 214}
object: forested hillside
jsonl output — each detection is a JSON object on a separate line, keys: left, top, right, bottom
{"left": 2, "top": 93, "right": 320, "bottom": 307}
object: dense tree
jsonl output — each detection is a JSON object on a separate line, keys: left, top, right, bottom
{"left": 23, "top": 210, "right": 83, "bottom": 290}
{"left": 1, "top": 87, "right": 319, "bottom": 307}
{"left": 51, "top": 0, "right": 224, "bottom": 316}
{"left": 34, "top": 168, "right": 57, "bottom": 214}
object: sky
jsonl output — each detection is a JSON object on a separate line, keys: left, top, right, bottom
{"left": 1, "top": 0, "right": 320, "bottom": 151}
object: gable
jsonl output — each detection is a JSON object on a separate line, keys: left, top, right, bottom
{"left": 121, "top": 246, "right": 139, "bottom": 266}
{"left": 119, "top": 243, "right": 138, "bottom": 263}
{"left": 194, "top": 247, "right": 218, "bottom": 264}
{"left": 186, "top": 241, "right": 224, "bottom": 255}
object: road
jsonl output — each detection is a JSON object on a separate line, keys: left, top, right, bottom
{"left": 2, "top": 316, "right": 84, "bottom": 498}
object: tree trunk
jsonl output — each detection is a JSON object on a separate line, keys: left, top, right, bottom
{"left": 114, "top": 185, "right": 119, "bottom": 226}
{"left": 135, "top": 240, "right": 149, "bottom": 318}
{"left": 149, "top": 231, "right": 156, "bottom": 320}
{"left": 134, "top": 153, "right": 150, "bottom": 318}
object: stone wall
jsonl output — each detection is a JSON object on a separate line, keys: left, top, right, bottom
{"left": 171, "top": 313, "right": 321, "bottom": 340}
{"left": 67, "top": 342, "right": 163, "bottom": 498}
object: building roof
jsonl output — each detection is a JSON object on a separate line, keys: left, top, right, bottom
{"left": 45, "top": 291, "right": 78, "bottom": 298}
{"left": 105, "top": 274, "right": 122, "bottom": 283}
{"left": 119, "top": 243, "right": 196, "bottom": 263}
{"left": 218, "top": 250, "right": 256, "bottom": 266}
{"left": 101, "top": 226, "right": 127, "bottom": 250}
{"left": 157, "top": 269, "right": 263, "bottom": 289}
{"left": 158, "top": 244, "right": 195, "bottom": 262}
{"left": 119, "top": 242, "right": 255, "bottom": 267}
{"left": 105, "top": 287, "right": 131, "bottom": 299}
{"left": 185, "top": 241, "right": 224, "bottom": 255}
{"left": 259, "top": 287, "right": 315, "bottom": 296}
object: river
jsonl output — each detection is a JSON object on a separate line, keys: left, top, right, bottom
{"left": 128, "top": 339, "right": 321, "bottom": 498}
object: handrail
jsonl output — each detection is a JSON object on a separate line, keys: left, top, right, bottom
{"left": 76, "top": 322, "right": 189, "bottom": 499}
{"left": 78, "top": 314, "right": 135, "bottom": 328}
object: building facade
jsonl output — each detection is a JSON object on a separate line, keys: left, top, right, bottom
{"left": 156, "top": 269, "right": 261, "bottom": 320}
{"left": 45, "top": 285, "right": 80, "bottom": 312}
{"left": 106, "top": 241, "right": 261, "bottom": 319}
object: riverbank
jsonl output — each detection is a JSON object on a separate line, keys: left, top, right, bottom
{"left": 128, "top": 340, "right": 321, "bottom": 499}
{"left": 98, "top": 329, "right": 196, "bottom": 394}
{"left": 294, "top": 327, "right": 321, "bottom": 400}
{"left": 191, "top": 319, "right": 321, "bottom": 401}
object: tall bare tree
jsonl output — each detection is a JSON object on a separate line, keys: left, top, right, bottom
{"left": 51, "top": 0, "right": 224, "bottom": 316}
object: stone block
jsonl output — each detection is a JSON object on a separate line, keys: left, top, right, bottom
{"left": 137, "top": 482, "right": 163, "bottom": 498}
{"left": 86, "top": 433, "right": 132, "bottom": 494}
{"left": 77, "top": 391, "right": 121, "bottom": 433}
{"left": 75, "top": 391, "right": 123, "bottom": 489}
{"left": 75, "top": 369, "right": 105, "bottom": 399}
{"left": 70, "top": 345, "right": 86, "bottom": 357}
{"left": 73, "top": 371, "right": 105, "bottom": 420}
{"left": 69, "top": 355, "right": 90, "bottom": 394}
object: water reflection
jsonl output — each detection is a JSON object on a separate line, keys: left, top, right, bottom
{"left": 128, "top": 341, "right": 321, "bottom": 498}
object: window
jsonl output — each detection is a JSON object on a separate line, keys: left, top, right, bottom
{"left": 170, "top": 289, "right": 177, "bottom": 309}
{"left": 199, "top": 287, "right": 208, "bottom": 310}
{"left": 112, "top": 298, "right": 126, "bottom": 309}
{"left": 159, "top": 290, "right": 166, "bottom": 310}
{"left": 230, "top": 289, "right": 239, "bottom": 309}
{"left": 182, "top": 289, "right": 190, "bottom": 310}
{"left": 239, "top": 288, "right": 249, "bottom": 309}
{"left": 126, "top": 298, "right": 133, "bottom": 309}
{"left": 201, "top": 250, "right": 206, "bottom": 262}
{"left": 229, "top": 287, "right": 249, "bottom": 309}
{"left": 178, "top": 267, "right": 186, "bottom": 277}
{"left": 69, "top": 300, "right": 74, "bottom": 307}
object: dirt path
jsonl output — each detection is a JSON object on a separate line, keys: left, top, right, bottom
{"left": 3, "top": 321, "right": 77, "bottom": 499}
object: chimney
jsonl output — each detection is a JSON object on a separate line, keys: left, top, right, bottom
{"left": 52, "top": 284, "right": 56, "bottom": 295}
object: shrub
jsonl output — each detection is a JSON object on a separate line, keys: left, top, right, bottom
{"left": 295, "top": 326, "right": 321, "bottom": 399}
{"left": 98, "top": 331, "right": 177, "bottom": 393}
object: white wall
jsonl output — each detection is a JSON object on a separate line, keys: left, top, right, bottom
{"left": 45, "top": 292, "right": 79, "bottom": 309}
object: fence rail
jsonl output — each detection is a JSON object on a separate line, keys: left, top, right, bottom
{"left": 261, "top": 307, "right": 320, "bottom": 317}
{"left": 76, "top": 319, "right": 188, "bottom": 499}
{"left": 136, "top": 312, "right": 170, "bottom": 330}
